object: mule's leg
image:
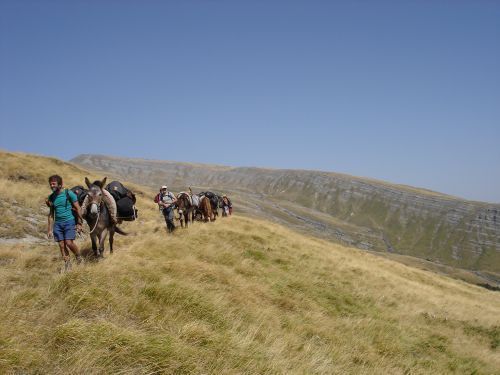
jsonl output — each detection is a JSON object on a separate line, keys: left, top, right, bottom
{"left": 109, "top": 229, "right": 114, "bottom": 254}
{"left": 183, "top": 210, "right": 189, "bottom": 228}
{"left": 178, "top": 210, "right": 184, "bottom": 228}
{"left": 91, "top": 234, "right": 98, "bottom": 258}
{"left": 99, "top": 229, "right": 108, "bottom": 257}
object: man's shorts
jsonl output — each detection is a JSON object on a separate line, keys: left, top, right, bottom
{"left": 53, "top": 220, "right": 76, "bottom": 242}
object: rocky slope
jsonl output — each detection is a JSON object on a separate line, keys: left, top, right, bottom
{"left": 71, "top": 154, "right": 500, "bottom": 276}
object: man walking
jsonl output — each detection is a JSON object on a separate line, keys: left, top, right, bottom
{"left": 158, "top": 185, "right": 177, "bottom": 233}
{"left": 46, "top": 175, "right": 84, "bottom": 271}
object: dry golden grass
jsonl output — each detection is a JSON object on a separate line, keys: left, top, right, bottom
{"left": 0, "top": 151, "right": 499, "bottom": 374}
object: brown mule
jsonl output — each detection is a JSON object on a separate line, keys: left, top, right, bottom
{"left": 199, "top": 195, "right": 215, "bottom": 222}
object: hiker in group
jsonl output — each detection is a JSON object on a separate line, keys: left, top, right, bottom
{"left": 46, "top": 174, "right": 84, "bottom": 271}
{"left": 158, "top": 185, "right": 177, "bottom": 233}
{"left": 80, "top": 179, "right": 119, "bottom": 225}
{"left": 221, "top": 194, "right": 232, "bottom": 216}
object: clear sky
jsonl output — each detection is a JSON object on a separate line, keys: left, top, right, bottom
{"left": 1, "top": 1, "right": 499, "bottom": 202}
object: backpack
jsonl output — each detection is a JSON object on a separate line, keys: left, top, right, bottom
{"left": 154, "top": 193, "right": 161, "bottom": 203}
{"left": 48, "top": 189, "right": 80, "bottom": 223}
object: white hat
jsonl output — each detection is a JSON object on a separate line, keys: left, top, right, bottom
{"left": 161, "top": 185, "right": 168, "bottom": 190}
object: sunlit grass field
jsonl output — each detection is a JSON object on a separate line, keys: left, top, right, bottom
{"left": 0, "top": 151, "right": 499, "bottom": 374}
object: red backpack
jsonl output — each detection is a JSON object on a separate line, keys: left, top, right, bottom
{"left": 154, "top": 193, "right": 161, "bottom": 203}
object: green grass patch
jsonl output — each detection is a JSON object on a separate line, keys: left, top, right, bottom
{"left": 141, "top": 282, "right": 227, "bottom": 328}
{"left": 244, "top": 249, "right": 267, "bottom": 262}
{"left": 463, "top": 323, "right": 500, "bottom": 349}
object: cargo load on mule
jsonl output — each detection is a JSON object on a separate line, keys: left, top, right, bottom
{"left": 105, "top": 181, "right": 138, "bottom": 221}
{"left": 69, "top": 185, "right": 88, "bottom": 205}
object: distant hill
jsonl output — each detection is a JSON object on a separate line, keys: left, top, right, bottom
{"left": 71, "top": 154, "right": 500, "bottom": 278}
{"left": 1, "top": 151, "right": 499, "bottom": 373}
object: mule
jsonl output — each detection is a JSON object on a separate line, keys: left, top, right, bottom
{"left": 176, "top": 192, "right": 193, "bottom": 228}
{"left": 84, "top": 177, "right": 127, "bottom": 258}
{"left": 199, "top": 195, "right": 215, "bottom": 222}
{"left": 200, "top": 191, "right": 220, "bottom": 218}
{"left": 191, "top": 194, "right": 202, "bottom": 222}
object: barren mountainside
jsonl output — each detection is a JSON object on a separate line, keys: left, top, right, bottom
{"left": 71, "top": 154, "right": 500, "bottom": 277}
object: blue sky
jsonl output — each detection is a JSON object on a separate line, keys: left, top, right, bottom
{"left": 1, "top": 1, "right": 499, "bottom": 202}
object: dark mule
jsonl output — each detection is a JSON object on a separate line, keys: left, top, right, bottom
{"left": 199, "top": 195, "right": 214, "bottom": 222}
{"left": 212, "top": 195, "right": 221, "bottom": 218}
{"left": 176, "top": 192, "right": 193, "bottom": 228}
{"left": 84, "top": 177, "right": 127, "bottom": 258}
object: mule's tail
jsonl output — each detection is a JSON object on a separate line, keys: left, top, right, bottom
{"left": 115, "top": 226, "right": 128, "bottom": 236}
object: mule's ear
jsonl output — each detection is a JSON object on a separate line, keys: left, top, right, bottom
{"left": 101, "top": 177, "right": 107, "bottom": 188}
{"left": 85, "top": 177, "right": 92, "bottom": 189}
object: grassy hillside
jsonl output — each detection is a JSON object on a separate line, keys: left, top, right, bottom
{"left": 1, "top": 151, "right": 500, "bottom": 374}
{"left": 71, "top": 154, "right": 500, "bottom": 276}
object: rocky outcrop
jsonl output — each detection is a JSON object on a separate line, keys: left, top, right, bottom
{"left": 71, "top": 154, "right": 500, "bottom": 273}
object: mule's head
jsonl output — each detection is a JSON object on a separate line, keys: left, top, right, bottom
{"left": 176, "top": 193, "right": 190, "bottom": 214}
{"left": 85, "top": 177, "right": 107, "bottom": 217}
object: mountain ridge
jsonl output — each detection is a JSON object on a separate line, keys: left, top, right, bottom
{"left": 72, "top": 153, "right": 468, "bottom": 201}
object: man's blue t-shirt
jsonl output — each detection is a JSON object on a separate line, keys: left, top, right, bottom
{"left": 49, "top": 190, "right": 78, "bottom": 223}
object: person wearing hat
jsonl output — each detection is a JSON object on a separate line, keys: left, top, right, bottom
{"left": 158, "top": 185, "right": 177, "bottom": 233}
{"left": 221, "top": 194, "right": 232, "bottom": 216}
